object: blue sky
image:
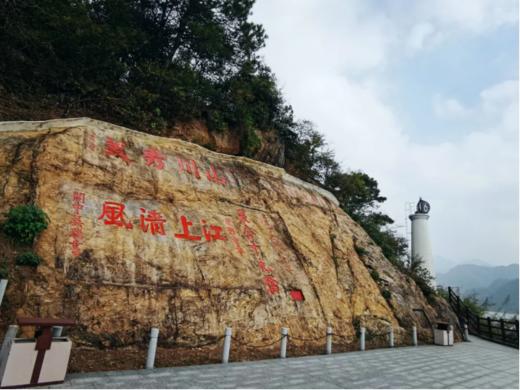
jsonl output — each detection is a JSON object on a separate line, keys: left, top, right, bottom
{"left": 252, "top": 0, "right": 519, "bottom": 270}
{"left": 390, "top": 23, "right": 518, "bottom": 144}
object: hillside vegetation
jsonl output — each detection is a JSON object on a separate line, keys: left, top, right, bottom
{"left": 0, "top": 0, "right": 409, "bottom": 268}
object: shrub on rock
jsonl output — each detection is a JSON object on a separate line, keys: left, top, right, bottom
{"left": 15, "top": 252, "right": 41, "bottom": 267}
{"left": 2, "top": 204, "right": 49, "bottom": 244}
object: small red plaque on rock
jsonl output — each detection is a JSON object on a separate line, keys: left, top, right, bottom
{"left": 290, "top": 290, "right": 304, "bottom": 301}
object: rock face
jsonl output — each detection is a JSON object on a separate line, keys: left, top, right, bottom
{"left": 166, "top": 120, "right": 285, "bottom": 167}
{"left": 0, "top": 118, "right": 458, "bottom": 366}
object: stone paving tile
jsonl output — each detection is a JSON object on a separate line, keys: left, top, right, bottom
{"left": 49, "top": 336, "right": 518, "bottom": 389}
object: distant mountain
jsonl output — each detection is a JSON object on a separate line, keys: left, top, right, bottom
{"left": 437, "top": 263, "right": 519, "bottom": 314}
{"left": 479, "top": 279, "right": 519, "bottom": 313}
{"left": 437, "top": 263, "right": 519, "bottom": 293}
{"left": 435, "top": 257, "right": 492, "bottom": 275}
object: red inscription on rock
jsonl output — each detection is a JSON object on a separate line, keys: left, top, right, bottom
{"left": 139, "top": 208, "right": 166, "bottom": 235}
{"left": 201, "top": 219, "right": 227, "bottom": 242}
{"left": 224, "top": 218, "right": 244, "bottom": 255}
{"left": 177, "top": 158, "right": 201, "bottom": 179}
{"left": 143, "top": 147, "right": 166, "bottom": 170}
{"left": 104, "top": 137, "right": 131, "bottom": 164}
{"left": 98, "top": 201, "right": 133, "bottom": 229}
{"left": 263, "top": 275, "right": 280, "bottom": 295}
{"left": 258, "top": 259, "right": 273, "bottom": 273}
{"left": 70, "top": 191, "right": 85, "bottom": 257}
{"left": 206, "top": 164, "right": 228, "bottom": 186}
{"left": 174, "top": 215, "right": 202, "bottom": 241}
{"left": 174, "top": 216, "right": 227, "bottom": 242}
{"left": 236, "top": 208, "right": 281, "bottom": 295}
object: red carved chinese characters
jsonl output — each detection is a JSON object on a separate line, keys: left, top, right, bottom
{"left": 236, "top": 208, "right": 280, "bottom": 295}
{"left": 206, "top": 164, "right": 228, "bottom": 186}
{"left": 237, "top": 209, "right": 248, "bottom": 225}
{"left": 95, "top": 203, "right": 229, "bottom": 244}
{"left": 258, "top": 259, "right": 273, "bottom": 274}
{"left": 263, "top": 275, "right": 280, "bottom": 295}
{"left": 224, "top": 218, "right": 244, "bottom": 255}
{"left": 143, "top": 147, "right": 166, "bottom": 170}
{"left": 104, "top": 137, "right": 131, "bottom": 164}
{"left": 201, "top": 220, "right": 227, "bottom": 242}
{"left": 98, "top": 201, "right": 133, "bottom": 229}
{"left": 97, "top": 136, "right": 240, "bottom": 189}
{"left": 139, "top": 208, "right": 166, "bottom": 235}
{"left": 177, "top": 158, "right": 200, "bottom": 179}
{"left": 70, "top": 191, "right": 85, "bottom": 257}
{"left": 174, "top": 216, "right": 227, "bottom": 242}
{"left": 174, "top": 215, "right": 201, "bottom": 241}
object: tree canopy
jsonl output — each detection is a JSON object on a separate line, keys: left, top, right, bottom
{"left": 0, "top": 0, "right": 410, "bottom": 266}
{"left": 0, "top": 0, "right": 293, "bottom": 151}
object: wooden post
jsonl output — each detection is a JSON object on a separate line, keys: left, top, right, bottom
{"left": 500, "top": 319, "right": 505, "bottom": 343}
{"left": 487, "top": 317, "right": 492, "bottom": 338}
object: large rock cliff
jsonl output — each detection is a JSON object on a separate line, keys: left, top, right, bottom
{"left": 0, "top": 118, "right": 458, "bottom": 371}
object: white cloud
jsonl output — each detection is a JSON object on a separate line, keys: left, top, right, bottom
{"left": 416, "top": 0, "right": 518, "bottom": 33}
{"left": 251, "top": 0, "right": 519, "bottom": 266}
{"left": 481, "top": 80, "right": 518, "bottom": 113}
{"left": 407, "top": 22, "right": 439, "bottom": 51}
{"left": 391, "top": 0, "right": 518, "bottom": 55}
{"left": 433, "top": 80, "right": 518, "bottom": 122}
{"left": 394, "top": 0, "right": 518, "bottom": 51}
{"left": 433, "top": 95, "right": 472, "bottom": 119}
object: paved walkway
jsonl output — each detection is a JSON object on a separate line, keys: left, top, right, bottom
{"left": 52, "top": 337, "right": 518, "bottom": 388}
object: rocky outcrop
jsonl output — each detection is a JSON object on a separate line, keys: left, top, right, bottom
{"left": 166, "top": 120, "right": 285, "bottom": 167}
{"left": 0, "top": 118, "right": 458, "bottom": 369}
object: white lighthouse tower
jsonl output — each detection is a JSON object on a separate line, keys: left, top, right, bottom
{"left": 409, "top": 198, "right": 435, "bottom": 286}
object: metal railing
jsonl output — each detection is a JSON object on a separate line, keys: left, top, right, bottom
{"left": 448, "top": 287, "right": 518, "bottom": 348}
{"left": 142, "top": 325, "right": 420, "bottom": 368}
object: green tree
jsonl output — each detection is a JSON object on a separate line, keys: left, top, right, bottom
{"left": 437, "top": 286, "right": 490, "bottom": 317}
{"left": 15, "top": 252, "right": 42, "bottom": 267}
{"left": 0, "top": 0, "right": 293, "bottom": 140}
{"left": 325, "top": 171, "right": 386, "bottom": 220}
{"left": 464, "top": 294, "right": 490, "bottom": 317}
{"left": 0, "top": 0, "right": 410, "bottom": 265}
{"left": 405, "top": 255, "right": 435, "bottom": 297}
{"left": 2, "top": 205, "right": 49, "bottom": 245}
{"left": 325, "top": 171, "right": 408, "bottom": 263}
{"left": 283, "top": 121, "right": 408, "bottom": 263}
{"left": 284, "top": 120, "right": 337, "bottom": 183}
